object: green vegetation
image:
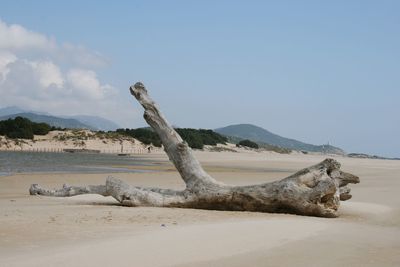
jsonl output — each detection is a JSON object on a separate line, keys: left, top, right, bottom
{"left": 225, "top": 135, "right": 291, "bottom": 154}
{"left": 259, "top": 143, "right": 291, "bottom": 154}
{"left": 176, "top": 128, "right": 227, "bottom": 149}
{"left": 32, "top": 122, "right": 52, "bottom": 135}
{"left": 116, "top": 128, "right": 162, "bottom": 147}
{"left": 208, "top": 146, "right": 237, "bottom": 153}
{"left": 94, "top": 130, "right": 127, "bottom": 141}
{"left": 0, "top": 117, "right": 52, "bottom": 139}
{"left": 237, "top": 139, "right": 259, "bottom": 149}
{"left": 116, "top": 128, "right": 227, "bottom": 149}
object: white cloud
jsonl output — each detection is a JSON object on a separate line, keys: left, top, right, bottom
{"left": 0, "top": 57, "right": 116, "bottom": 106}
{"left": 30, "top": 60, "right": 64, "bottom": 88}
{"left": 66, "top": 69, "right": 109, "bottom": 99}
{"left": 0, "top": 19, "right": 135, "bottom": 126}
{"left": 0, "top": 20, "right": 54, "bottom": 51}
{"left": 60, "top": 43, "right": 108, "bottom": 68}
{"left": 0, "top": 50, "right": 17, "bottom": 82}
{"left": 0, "top": 19, "right": 107, "bottom": 68}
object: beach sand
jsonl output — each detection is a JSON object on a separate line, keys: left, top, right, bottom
{"left": 1, "top": 151, "right": 399, "bottom": 266}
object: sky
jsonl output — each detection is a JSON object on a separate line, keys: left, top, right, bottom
{"left": 0, "top": 0, "right": 399, "bottom": 157}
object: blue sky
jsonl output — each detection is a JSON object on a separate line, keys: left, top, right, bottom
{"left": 0, "top": 1, "right": 399, "bottom": 157}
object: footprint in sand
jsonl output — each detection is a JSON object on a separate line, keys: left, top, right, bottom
{"left": 101, "top": 211, "right": 113, "bottom": 222}
{"left": 48, "top": 216, "right": 56, "bottom": 223}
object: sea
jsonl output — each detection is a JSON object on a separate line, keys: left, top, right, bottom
{"left": 0, "top": 151, "right": 155, "bottom": 176}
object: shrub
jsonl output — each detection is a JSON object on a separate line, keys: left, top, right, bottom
{"left": 0, "top": 117, "right": 52, "bottom": 139}
{"left": 116, "top": 128, "right": 162, "bottom": 147}
{"left": 116, "top": 127, "right": 227, "bottom": 149}
{"left": 0, "top": 117, "right": 34, "bottom": 139}
{"left": 237, "top": 139, "right": 259, "bottom": 149}
{"left": 32, "top": 122, "right": 51, "bottom": 135}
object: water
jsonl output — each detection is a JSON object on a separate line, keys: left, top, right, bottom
{"left": 0, "top": 151, "right": 156, "bottom": 176}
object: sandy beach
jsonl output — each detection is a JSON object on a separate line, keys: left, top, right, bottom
{"left": 1, "top": 151, "right": 399, "bottom": 266}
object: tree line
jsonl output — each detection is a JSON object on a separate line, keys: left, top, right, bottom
{"left": 116, "top": 128, "right": 228, "bottom": 149}
{"left": 0, "top": 117, "right": 56, "bottom": 139}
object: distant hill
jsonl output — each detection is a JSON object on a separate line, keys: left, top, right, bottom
{"left": 68, "top": 115, "right": 119, "bottom": 131}
{"left": 215, "top": 124, "right": 345, "bottom": 154}
{"left": 0, "top": 106, "right": 120, "bottom": 131}
{"left": 224, "top": 134, "right": 291, "bottom": 154}
{"left": 0, "top": 106, "right": 51, "bottom": 117}
{"left": 0, "top": 113, "right": 94, "bottom": 130}
{"left": 0, "top": 106, "right": 25, "bottom": 117}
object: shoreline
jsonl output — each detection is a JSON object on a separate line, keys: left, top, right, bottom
{"left": 0, "top": 150, "right": 164, "bottom": 176}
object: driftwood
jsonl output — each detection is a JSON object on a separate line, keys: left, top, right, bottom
{"left": 30, "top": 82, "right": 360, "bottom": 217}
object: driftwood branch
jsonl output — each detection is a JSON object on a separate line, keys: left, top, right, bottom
{"left": 30, "top": 82, "right": 360, "bottom": 217}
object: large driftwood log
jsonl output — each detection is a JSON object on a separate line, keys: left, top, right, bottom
{"left": 30, "top": 82, "right": 360, "bottom": 217}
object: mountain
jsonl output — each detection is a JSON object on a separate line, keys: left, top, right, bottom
{"left": 68, "top": 115, "right": 119, "bottom": 131}
{"left": 0, "top": 113, "right": 94, "bottom": 130}
{"left": 0, "top": 106, "right": 26, "bottom": 117}
{"left": 0, "top": 106, "right": 119, "bottom": 131}
{"left": 215, "top": 124, "right": 345, "bottom": 154}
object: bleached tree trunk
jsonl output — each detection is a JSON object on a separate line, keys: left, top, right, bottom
{"left": 30, "top": 82, "right": 359, "bottom": 217}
